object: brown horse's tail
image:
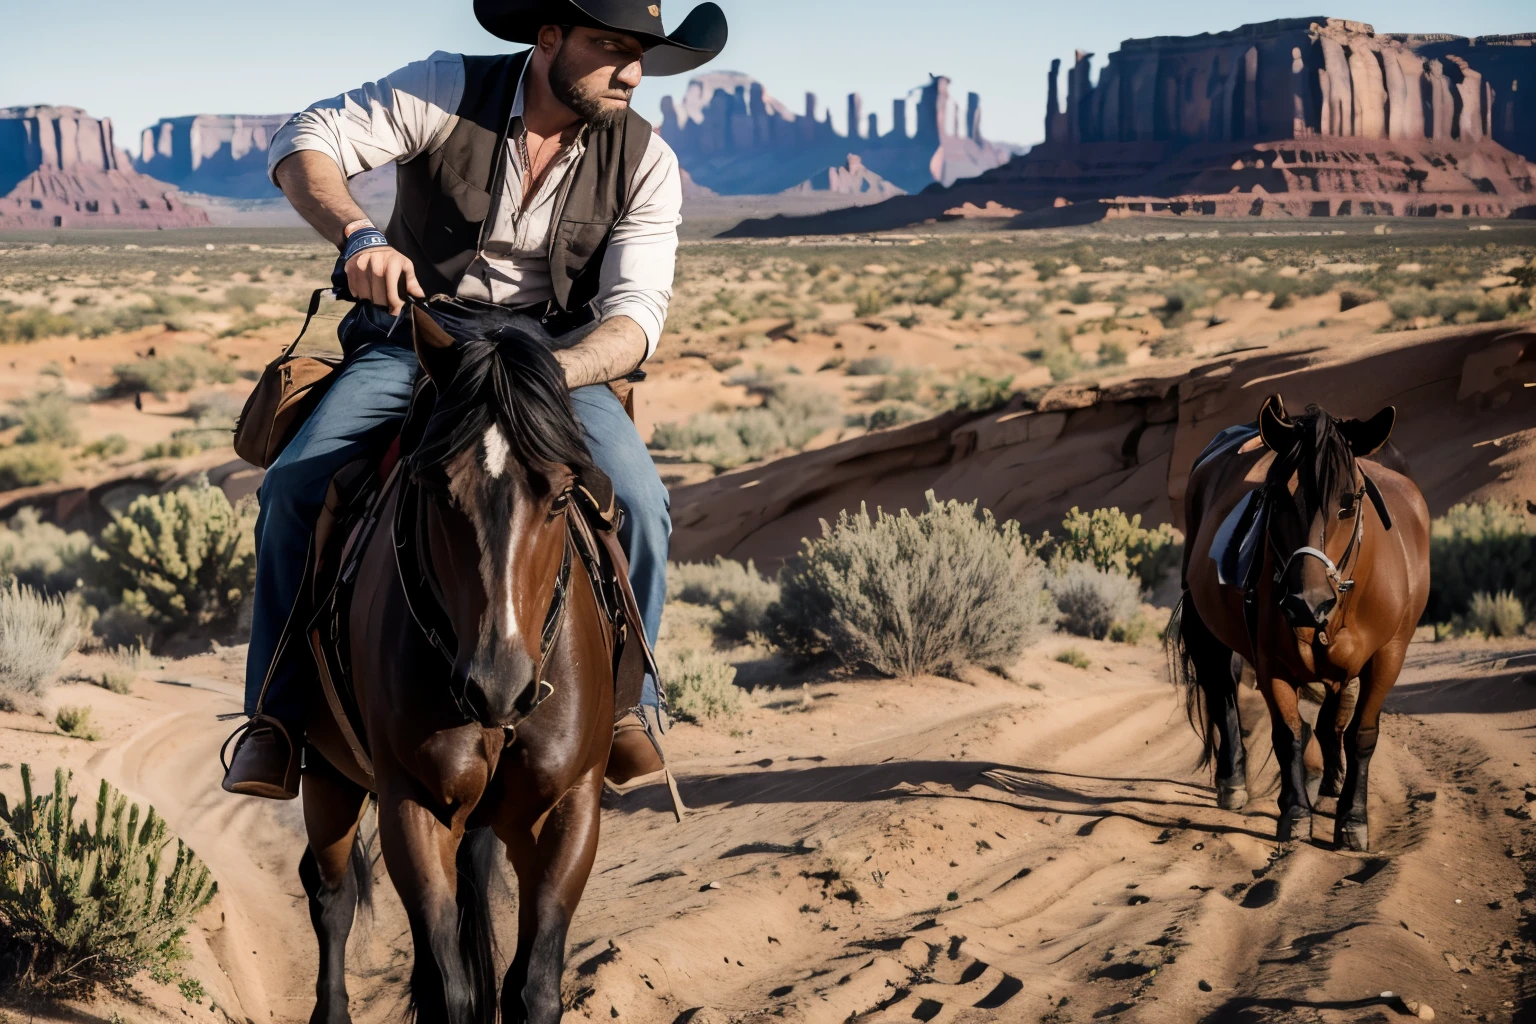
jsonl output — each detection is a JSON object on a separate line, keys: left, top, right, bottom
{"left": 1165, "top": 593, "right": 1221, "bottom": 771}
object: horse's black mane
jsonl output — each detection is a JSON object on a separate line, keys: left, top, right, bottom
{"left": 407, "top": 319, "right": 598, "bottom": 489}
{"left": 1264, "top": 404, "right": 1356, "bottom": 517}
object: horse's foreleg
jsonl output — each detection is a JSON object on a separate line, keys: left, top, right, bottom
{"left": 1316, "top": 680, "right": 1357, "bottom": 800}
{"left": 1336, "top": 647, "right": 1402, "bottom": 852}
{"left": 300, "top": 760, "right": 370, "bottom": 1024}
{"left": 498, "top": 767, "right": 603, "bottom": 1024}
{"left": 376, "top": 789, "right": 481, "bottom": 1024}
{"left": 1256, "top": 667, "right": 1313, "bottom": 842}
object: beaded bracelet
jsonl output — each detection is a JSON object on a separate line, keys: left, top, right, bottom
{"left": 341, "top": 227, "right": 391, "bottom": 265}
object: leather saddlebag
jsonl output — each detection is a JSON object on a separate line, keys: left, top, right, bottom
{"left": 234, "top": 289, "right": 343, "bottom": 468}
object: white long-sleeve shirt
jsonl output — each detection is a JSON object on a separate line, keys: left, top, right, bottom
{"left": 267, "top": 50, "right": 680, "bottom": 357}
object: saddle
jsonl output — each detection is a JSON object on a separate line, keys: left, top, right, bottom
{"left": 294, "top": 380, "right": 659, "bottom": 788}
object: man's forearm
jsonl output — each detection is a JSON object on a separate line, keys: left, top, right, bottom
{"left": 273, "top": 151, "right": 369, "bottom": 247}
{"left": 554, "top": 316, "right": 648, "bottom": 389}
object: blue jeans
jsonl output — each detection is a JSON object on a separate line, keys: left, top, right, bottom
{"left": 245, "top": 315, "right": 670, "bottom": 724}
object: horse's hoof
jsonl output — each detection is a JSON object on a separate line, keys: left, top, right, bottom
{"left": 1336, "top": 823, "right": 1369, "bottom": 852}
{"left": 1217, "top": 784, "right": 1249, "bottom": 811}
{"left": 1276, "top": 811, "right": 1312, "bottom": 843}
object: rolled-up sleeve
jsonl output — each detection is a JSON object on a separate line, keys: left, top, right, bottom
{"left": 594, "top": 133, "right": 682, "bottom": 360}
{"left": 267, "top": 51, "right": 466, "bottom": 183}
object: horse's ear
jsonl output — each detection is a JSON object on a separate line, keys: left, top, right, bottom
{"left": 412, "top": 306, "right": 458, "bottom": 383}
{"left": 1257, "top": 394, "right": 1296, "bottom": 453}
{"left": 1341, "top": 405, "right": 1395, "bottom": 458}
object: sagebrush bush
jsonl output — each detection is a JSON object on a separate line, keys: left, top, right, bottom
{"left": 0, "top": 765, "right": 216, "bottom": 996}
{"left": 55, "top": 705, "right": 98, "bottom": 740}
{"left": 0, "top": 582, "right": 83, "bottom": 711}
{"left": 1050, "top": 562, "right": 1143, "bottom": 640}
{"left": 1466, "top": 590, "right": 1527, "bottom": 638}
{"left": 660, "top": 648, "right": 742, "bottom": 722}
{"left": 90, "top": 478, "right": 257, "bottom": 633}
{"left": 669, "top": 557, "right": 780, "bottom": 640}
{"left": 1428, "top": 502, "right": 1536, "bottom": 623}
{"left": 0, "top": 507, "right": 92, "bottom": 595}
{"left": 770, "top": 492, "right": 1055, "bottom": 677}
{"left": 100, "top": 642, "right": 151, "bottom": 694}
{"left": 0, "top": 443, "right": 65, "bottom": 491}
{"left": 10, "top": 389, "right": 79, "bottom": 446}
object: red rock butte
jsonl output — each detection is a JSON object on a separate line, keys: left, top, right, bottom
{"left": 724, "top": 18, "right": 1536, "bottom": 236}
{"left": 0, "top": 106, "right": 209, "bottom": 230}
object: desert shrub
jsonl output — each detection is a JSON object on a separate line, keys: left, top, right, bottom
{"left": 1055, "top": 648, "right": 1090, "bottom": 669}
{"left": 90, "top": 478, "right": 257, "bottom": 633}
{"left": 222, "top": 285, "right": 268, "bottom": 313}
{"left": 1150, "top": 333, "right": 1191, "bottom": 359}
{"left": 1157, "top": 292, "right": 1188, "bottom": 326}
{"left": 0, "top": 443, "right": 66, "bottom": 490}
{"left": 867, "top": 403, "right": 927, "bottom": 430}
{"left": 1098, "top": 341, "right": 1128, "bottom": 367}
{"left": 649, "top": 382, "right": 839, "bottom": 470}
{"left": 10, "top": 389, "right": 79, "bottom": 446}
{"left": 660, "top": 648, "right": 742, "bottom": 722}
{"left": 668, "top": 557, "right": 780, "bottom": 640}
{"left": 55, "top": 705, "right": 98, "bottom": 741}
{"left": 0, "top": 583, "right": 83, "bottom": 711}
{"left": 1067, "top": 282, "right": 1094, "bottom": 305}
{"left": 0, "top": 307, "right": 80, "bottom": 344}
{"left": 0, "top": 508, "right": 92, "bottom": 595}
{"left": 845, "top": 355, "right": 894, "bottom": 376}
{"left": 1466, "top": 591, "right": 1527, "bottom": 638}
{"left": 770, "top": 492, "right": 1055, "bottom": 677}
{"left": 100, "top": 641, "right": 151, "bottom": 694}
{"left": 108, "top": 346, "right": 236, "bottom": 398}
{"left": 864, "top": 367, "right": 922, "bottom": 404}
{"left": 1050, "top": 562, "right": 1143, "bottom": 640}
{"left": 1387, "top": 287, "right": 1434, "bottom": 322}
{"left": 1034, "top": 258, "right": 1061, "bottom": 281}
{"left": 853, "top": 289, "right": 889, "bottom": 318}
{"left": 1054, "top": 506, "right": 1184, "bottom": 587}
{"left": 936, "top": 373, "right": 1014, "bottom": 412}
{"left": 81, "top": 434, "right": 130, "bottom": 459}
{"left": 1427, "top": 501, "right": 1536, "bottom": 622}
{"left": 0, "top": 765, "right": 217, "bottom": 997}
{"left": 1040, "top": 344, "right": 1081, "bottom": 382}
{"left": 92, "top": 606, "right": 156, "bottom": 650}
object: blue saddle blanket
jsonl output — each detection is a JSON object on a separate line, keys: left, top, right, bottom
{"left": 1195, "top": 424, "right": 1265, "bottom": 589}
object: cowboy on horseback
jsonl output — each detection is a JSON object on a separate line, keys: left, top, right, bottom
{"left": 222, "top": 0, "right": 727, "bottom": 799}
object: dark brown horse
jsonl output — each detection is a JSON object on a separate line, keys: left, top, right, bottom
{"left": 1169, "top": 395, "right": 1430, "bottom": 851}
{"left": 297, "top": 308, "right": 618, "bottom": 1024}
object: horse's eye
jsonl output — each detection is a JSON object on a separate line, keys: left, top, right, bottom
{"left": 1338, "top": 493, "right": 1358, "bottom": 519}
{"left": 550, "top": 491, "right": 571, "bottom": 514}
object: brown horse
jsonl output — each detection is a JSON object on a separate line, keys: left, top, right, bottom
{"left": 1168, "top": 395, "right": 1430, "bottom": 851}
{"left": 296, "top": 307, "right": 619, "bottom": 1024}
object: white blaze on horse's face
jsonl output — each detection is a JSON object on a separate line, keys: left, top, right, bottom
{"left": 483, "top": 423, "right": 511, "bottom": 480}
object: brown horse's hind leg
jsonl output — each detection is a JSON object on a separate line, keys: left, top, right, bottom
{"left": 1179, "top": 600, "right": 1249, "bottom": 809}
{"left": 1256, "top": 668, "right": 1314, "bottom": 843}
{"left": 498, "top": 766, "right": 604, "bottom": 1024}
{"left": 300, "top": 758, "right": 370, "bottom": 1024}
{"left": 1336, "top": 647, "right": 1404, "bottom": 851}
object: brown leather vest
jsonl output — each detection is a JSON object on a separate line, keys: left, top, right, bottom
{"left": 385, "top": 50, "right": 652, "bottom": 322}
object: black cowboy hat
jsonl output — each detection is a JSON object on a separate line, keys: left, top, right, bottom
{"left": 475, "top": 0, "right": 727, "bottom": 76}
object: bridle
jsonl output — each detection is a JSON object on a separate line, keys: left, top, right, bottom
{"left": 1266, "top": 475, "right": 1368, "bottom": 608}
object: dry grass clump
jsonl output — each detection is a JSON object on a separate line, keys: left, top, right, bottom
{"left": 54, "top": 705, "right": 99, "bottom": 741}
{"left": 1428, "top": 501, "right": 1535, "bottom": 625}
{"left": 660, "top": 648, "right": 743, "bottom": 722}
{"left": 0, "top": 583, "right": 84, "bottom": 711}
{"left": 100, "top": 641, "right": 151, "bottom": 694}
{"left": 771, "top": 491, "right": 1054, "bottom": 677}
{"left": 0, "top": 508, "right": 92, "bottom": 595}
{"left": 1466, "top": 591, "right": 1527, "bottom": 639}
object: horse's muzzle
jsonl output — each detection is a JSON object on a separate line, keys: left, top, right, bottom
{"left": 1280, "top": 591, "right": 1335, "bottom": 630}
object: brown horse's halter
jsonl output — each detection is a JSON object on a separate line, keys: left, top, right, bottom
{"left": 1268, "top": 481, "right": 1367, "bottom": 594}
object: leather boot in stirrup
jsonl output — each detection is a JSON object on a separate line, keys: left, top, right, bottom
{"left": 221, "top": 716, "right": 301, "bottom": 800}
{"left": 606, "top": 709, "right": 664, "bottom": 784}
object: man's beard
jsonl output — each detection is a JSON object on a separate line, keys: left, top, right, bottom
{"left": 549, "top": 45, "right": 632, "bottom": 129}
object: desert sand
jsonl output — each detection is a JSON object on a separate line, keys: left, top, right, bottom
{"left": 1, "top": 630, "right": 1533, "bottom": 1024}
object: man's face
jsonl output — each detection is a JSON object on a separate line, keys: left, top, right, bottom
{"left": 547, "top": 26, "right": 645, "bottom": 129}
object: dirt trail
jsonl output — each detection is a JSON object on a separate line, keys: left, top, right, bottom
{"left": 2, "top": 637, "right": 1532, "bottom": 1024}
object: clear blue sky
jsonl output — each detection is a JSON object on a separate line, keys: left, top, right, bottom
{"left": 2, "top": 0, "right": 1529, "bottom": 154}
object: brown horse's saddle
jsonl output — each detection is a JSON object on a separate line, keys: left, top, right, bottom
{"left": 298, "top": 401, "right": 657, "bottom": 783}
